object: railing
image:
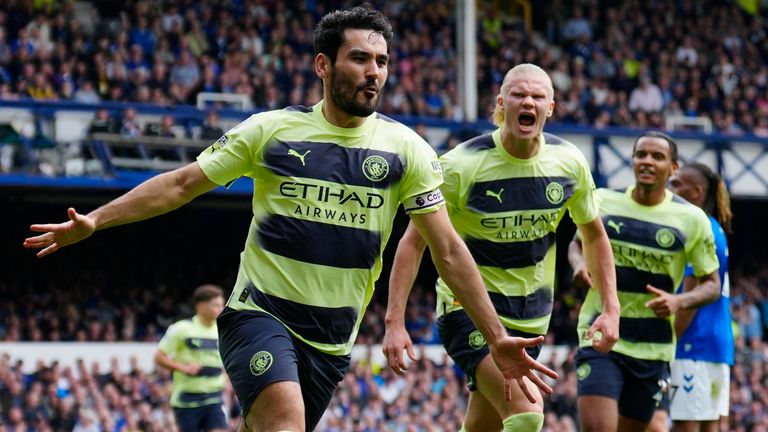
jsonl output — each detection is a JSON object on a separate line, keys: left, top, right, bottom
{"left": 0, "top": 99, "right": 767, "bottom": 198}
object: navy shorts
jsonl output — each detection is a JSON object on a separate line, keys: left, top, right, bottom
{"left": 575, "top": 347, "right": 668, "bottom": 422}
{"left": 173, "top": 404, "right": 227, "bottom": 432}
{"left": 437, "top": 309, "right": 542, "bottom": 391}
{"left": 217, "top": 308, "right": 350, "bottom": 431}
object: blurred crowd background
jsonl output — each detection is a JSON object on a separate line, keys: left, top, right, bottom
{"left": 3, "top": 0, "right": 768, "bottom": 431}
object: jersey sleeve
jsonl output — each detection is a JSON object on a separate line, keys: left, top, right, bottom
{"left": 400, "top": 136, "right": 445, "bottom": 214}
{"left": 685, "top": 208, "right": 720, "bottom": 277}
{"left": 157, "top": 322, "right": 181, "bottom": 356}
{"left": 196, "top": 114, "right": 265, "bottom": 186}
{"left": 566, "top": 151, "right": 600, "bottom": 225}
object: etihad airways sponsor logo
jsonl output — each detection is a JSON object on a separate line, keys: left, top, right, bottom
{"left": 480, "top": 210, "right": 560, "bottom": 229}
{"left": 612, "top": 243, "right": 674, "bottom": 272}
{"left": 279, "top": 181, "right": 384, "bottom": 209}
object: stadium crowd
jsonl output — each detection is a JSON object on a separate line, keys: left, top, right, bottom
{"left": 4, "top": 0, "right": 768, "bottom": 430}
{"left": 0, "top": 0, "right": 766, "bottom": 136}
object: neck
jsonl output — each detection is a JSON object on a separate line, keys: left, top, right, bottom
{"left": 632, "top": 184, "right": 667, "bottom": 206}
{"left": 196, "top": 314, "right": 215, "bottom": 327}
{"left": 322, "top": 97, "right": 366, "bottom": 128}
{"left": 500, "top": 128, "right": 540, "bottom": 159}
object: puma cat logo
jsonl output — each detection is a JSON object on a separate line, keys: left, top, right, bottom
{"left": 288, "top": 149, "right": 311, "bottom": 166}
{"left": 608, "top": 220, "right": 624, "bottom": 234}
{"left": 485, "top": 188, "right": 504, "bottom": 203}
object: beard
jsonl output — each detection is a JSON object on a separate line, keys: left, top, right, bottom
{"left": 329, "top": 68, "right": 381, "bottom": 118}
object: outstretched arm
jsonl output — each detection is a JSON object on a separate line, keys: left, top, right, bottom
{"left": 575, "top": 218, "right": 620, "bottom": 352}
{"left": 409, "top": 207, "right": 558, "bottom": 403}
{"left": 24, "top": 162, "right": 218, "bottom": 257}
{"left": 382, "top": 222, "right": 426, "bottom": 375}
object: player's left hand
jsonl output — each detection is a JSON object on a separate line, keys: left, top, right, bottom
{"left": 645, "top": 284, "right": 682, "bottom": 318}
{"left": 585, "top": 309, "right": 619, "bottom": 353}
{"left": 488, "top": 335, "right": 559, "bottom": 403}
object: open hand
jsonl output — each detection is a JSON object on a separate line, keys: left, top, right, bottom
{"left": 382, "top": 324, "right": 417, "bottom": 375}
{"left": 23, "top": 208, "right": 96, "bottom": 257}
{"left": 489, "top": 335, "right": 559, "bottom": 403}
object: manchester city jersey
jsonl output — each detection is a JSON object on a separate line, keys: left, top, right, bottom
{"left": 197, "top": 100, "right": 444, "bottom": 356}
{"left": 577, "top": 186, "right": 719, "bottom": 361}
{"left": 435, "top": 130, "right": 600, "bottom": 336}
{"left": 157, "top": 316, "right": 224, "bottom": 408}
{"left": 676, "top": 216, "right": 734, "bottom": 364}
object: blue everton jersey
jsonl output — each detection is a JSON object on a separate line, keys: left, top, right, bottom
{"left": 675, "top": 216, "right": 734, "bottom": 365}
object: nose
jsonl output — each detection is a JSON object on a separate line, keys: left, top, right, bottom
{"left": 521, "top": 95, "right": 535, "bottom": 107}
{"left": 365, "top": 59, "right": 382, "bottom": 80}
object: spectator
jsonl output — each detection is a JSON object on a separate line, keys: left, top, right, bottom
{"left": 200, "top": 111, "right": 224, "bottom": 141}
{"left": 628, "top": 75, "right": 664, "bottom": 113}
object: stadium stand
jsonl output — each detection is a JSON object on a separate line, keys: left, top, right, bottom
{"left": 2, "top": 0, "right": 768, "bottom": 430}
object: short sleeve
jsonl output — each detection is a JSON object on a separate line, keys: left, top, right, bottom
{"left": 566, "top": 152, "right": 600, "bottom": 225}
{"left": 157, "top": 322, "right": 181, "bottom": 356}
{"left": 196, "top": 115, "right": 264, "bottom": 186}
{"left": 686, "top": 209, "right": 720, "bottom": 277}
{"left": 400, "top": 137, "right": 445, "bottom": 214}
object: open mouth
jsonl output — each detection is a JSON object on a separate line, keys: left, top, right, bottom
{"left": 519, "top": 113, "right": 536, "bottom": 127}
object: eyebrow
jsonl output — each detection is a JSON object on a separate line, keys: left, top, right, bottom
{"left": 347, "top": 48, "right": 390, "bottom": 62}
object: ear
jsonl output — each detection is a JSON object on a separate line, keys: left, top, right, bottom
{"left": 546, "top": 100, "right": 555, "bottom": 118}
{"left": 315, "top": 53, "right": 330, "bottom": 79}
{"left": 496, "top": 94, "right": 504, "bottom": 110}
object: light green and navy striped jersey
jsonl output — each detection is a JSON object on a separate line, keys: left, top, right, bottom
{"left": 577, "top": 186, "right": 719, "bottom": 361}
{"left": 197, "top": 100, "right": 444, "bottom": 356}
{"left": 157, "top": 315, "right": 224, "bottom": 408}
{"left": 435, "top": 130, "right": 599, "bottom": 335}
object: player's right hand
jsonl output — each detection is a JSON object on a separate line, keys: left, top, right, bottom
{"left": 571, "top": 261, "right": 593, "bottom": 290}
{"left": 489, "top": 335, "right": 559, "bottom": 403}
{"left": 382, "top": 324, "right": 417, "bottom": 375}
{"left": 23, "top": 207, "right": 96, "bottom": 257}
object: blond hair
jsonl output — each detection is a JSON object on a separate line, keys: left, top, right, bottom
{"left": 492, "top": 63, "right": 554, "bottom": 127}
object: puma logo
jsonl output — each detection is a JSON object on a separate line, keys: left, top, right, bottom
{"left": 288, "top": 149, "right": 311, "bottom": 166}
{"left": 485, "top": 188, "right": 504, "bottom": 203}
{"left": 608, "top": 220, "right": 624, "bottom": 234}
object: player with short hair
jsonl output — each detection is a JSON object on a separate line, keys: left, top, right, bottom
{"left": 648, "top": 162, "right": 734, "bottom": 432}
{"left": 155, "top": 284, "right": 227, "bottom": 432}
{"left": 569, "top": 132, "right": 721, "bottom": 432}
{"left": 383, "top": 63, "right": 619, "bottom": 432}
{"left": 24, "top": 7, "right": 556, "bottom": 432}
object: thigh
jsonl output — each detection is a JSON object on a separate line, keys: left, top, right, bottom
{"left": 173, "top": 407, "right": 202, "bottom": 432}
{"left": 575, "top": 348, "right": 624, "bottom": 400}
{"left": 200, "top": 404, "right": 228, "bottom": 432}
{"left": 295, "top": 340, "right": 351, "bottom": 432}
{"left": 617, "top": 355, "right": 666, "bottom": 423}
{"left": 670, "top": 360, "right": 726, "bottom": 422}
{"left": 217, "top": 309, "right": 301, "bottom": 421}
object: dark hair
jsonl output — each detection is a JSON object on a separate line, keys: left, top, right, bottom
{"left": 632, "top": 130, "right": 679, "bottom": 163}
{"left": 313, "top": 6, "right": 393, "bottom": 64}
{"left": 193, "top": 284, "right": 224, "bottom": 305}
{"left": 684, "top": 162, "right": 734, "bottom": 233}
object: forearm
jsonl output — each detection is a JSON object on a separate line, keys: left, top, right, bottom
{"left": 154, "top": 351, "right": 185, "bottom": 372}
{"left": 676, "top": 276, "right": 720, "bottom": 310}
{"left": 582, "top": 232, "right": 619, "bottom": 313}
{"left": 385, "top": 226, "right": 427, "bottom": 327}
{"left": 409, "top": 208, "right": 506, "bottom": 345}
{"left": 90, "top": 163, "right": 215, "bottom": 230}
